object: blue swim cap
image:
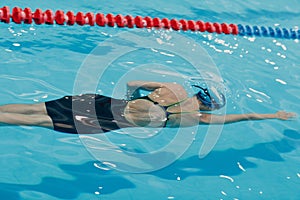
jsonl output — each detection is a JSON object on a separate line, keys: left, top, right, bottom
{"left": 193, "top": 85, "right": 226, "bottom": 109}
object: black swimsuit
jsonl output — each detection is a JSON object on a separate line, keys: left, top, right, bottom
{"left": 45, "top": 94, "right": 172, "bottom": 134}
{"left": 45, "top": 94, "right": 134, "bottom": 134}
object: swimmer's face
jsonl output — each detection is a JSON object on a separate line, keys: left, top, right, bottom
{"left": 195, "top": 95, "right": 214, "bottom": 111}
{"left": 198, "top": 101, "right": 214, "bottom": 111}
{"left": 193, "top": 86, "right": 226, "bottom": 111}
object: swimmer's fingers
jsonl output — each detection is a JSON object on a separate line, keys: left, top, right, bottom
{"left": 275, "top": 111, "right": 297, "bottom": 120}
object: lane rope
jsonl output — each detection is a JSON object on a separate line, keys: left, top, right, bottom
{"left": 1, "top": 6, "right": 299, "bottom": 39}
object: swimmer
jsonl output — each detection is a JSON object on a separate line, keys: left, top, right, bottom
{"left": 0, "top": 81, "right": 296, "bottom": 134}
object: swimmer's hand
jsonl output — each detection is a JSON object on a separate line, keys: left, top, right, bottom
{"left": 275, "top": 111, "right": 297, "bottom": 120}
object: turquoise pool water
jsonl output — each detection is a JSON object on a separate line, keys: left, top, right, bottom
{"left": 1, "top": 0, "right": 300, "bottom": 199}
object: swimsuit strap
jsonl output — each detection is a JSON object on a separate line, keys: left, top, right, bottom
{"left": 136, "top": 95, "right": 176, "bottom": 110}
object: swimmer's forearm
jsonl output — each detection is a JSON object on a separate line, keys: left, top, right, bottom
{"left": 127, "top": 81, "right": 162, "bottom": 90}
{"left": 224, "top": 113, "right": 276, "bottom": 123}
{"left": 200, "top": 111, "right": 296, "bottom": 124}
{"left": 127, "top": 81, "right": 143, "bottom": 88}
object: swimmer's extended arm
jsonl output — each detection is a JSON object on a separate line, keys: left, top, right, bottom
{"left": 199, "top": 111, "right": 296, "bottom": 124}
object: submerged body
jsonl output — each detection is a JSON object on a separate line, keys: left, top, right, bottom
{"left": 45, "top": 82, "right": 202, "bottom": 133}
{"left": 0, "top": 81, "right": 296, "bottom": 134}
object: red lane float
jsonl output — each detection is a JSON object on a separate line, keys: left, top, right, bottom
{"left": 0, "top": 6, "right": 239, "bottom": 35}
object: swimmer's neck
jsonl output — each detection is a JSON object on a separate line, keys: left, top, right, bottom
{"left": 169, "top": 96, "right": 200, "bottom": 111}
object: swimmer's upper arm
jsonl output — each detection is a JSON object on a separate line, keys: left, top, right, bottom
{"left": 199, "top": 113, "right": 225, "bottom": 124}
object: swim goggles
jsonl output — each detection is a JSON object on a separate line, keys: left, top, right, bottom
{"left": 192, "top": 85, "right": 226, "bottom": 109}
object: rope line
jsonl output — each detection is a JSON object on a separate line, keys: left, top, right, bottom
{"left": 1, "top": 6, "right": 299, "bottom": 39}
